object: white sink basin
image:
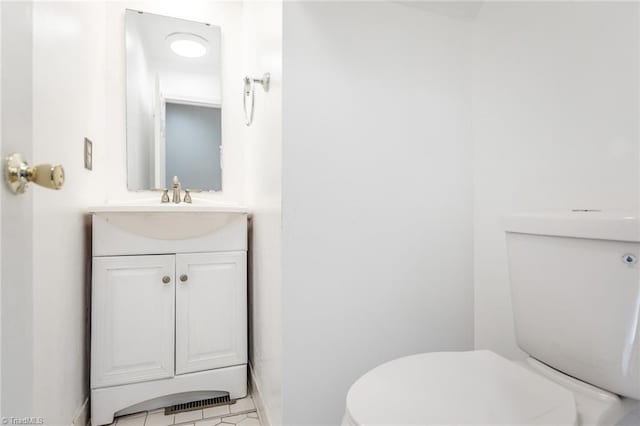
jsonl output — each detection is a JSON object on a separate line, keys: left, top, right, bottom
{"left": 89, "top": 200, "right": 248, "bottom": 241}
{"left": 88, "top": 199, "right": 248, "bottom": 214}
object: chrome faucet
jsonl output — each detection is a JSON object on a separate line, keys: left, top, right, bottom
{"left": 161, "top": 189, "right": 170, "bottom": 203}
{"left": 172, "top": 176, "right": 181, "bottom": 204}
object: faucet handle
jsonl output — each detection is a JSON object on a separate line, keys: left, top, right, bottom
{"left": 161, "top": 189, "right": 170, "bottom": 203}
{"left": 184, "top": 189, "right": 192, "bottom": 204}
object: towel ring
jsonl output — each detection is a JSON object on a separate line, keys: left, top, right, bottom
{"left": 243, "top": 73, "right": 270, "bottom": 126}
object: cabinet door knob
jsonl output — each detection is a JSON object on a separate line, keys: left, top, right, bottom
{"left": 180, "top": 274, "right": 188, "bottom": 282}
{"left": 162, "top": 276, "right": 171, "bottom": 284}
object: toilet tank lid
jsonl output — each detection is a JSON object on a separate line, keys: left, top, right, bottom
{"left": 504, "top": 211, "right": 640, "bottom": 242}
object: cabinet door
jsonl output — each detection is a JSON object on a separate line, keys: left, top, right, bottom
{"left": 91, "top": 255, "right": 175, "bottom": 388}
{"left": 175, "top": 252, "right": 247, "bottom": 374}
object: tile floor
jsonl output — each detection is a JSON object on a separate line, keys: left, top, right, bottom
{"left": 106, "top": 396, "right": 260, "bottom": 426}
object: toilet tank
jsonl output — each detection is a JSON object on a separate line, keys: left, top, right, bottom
{"left": 504, "top": 211, "right": 640, "bottom": 399}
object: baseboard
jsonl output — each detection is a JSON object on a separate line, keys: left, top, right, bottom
{"left": 249, "top": 364, "right": 271, "bottom": 426}
{"left": 71, "top": 398, "right": 89, "bottom": 426}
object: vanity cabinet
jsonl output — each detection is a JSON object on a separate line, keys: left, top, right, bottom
{"left": 175, "top": 252, "right": 247, "bottom": 374}
{"left": 90, "top": 210, "right": 248, "bottom": 426}
{"left": 92, "top": 255, "right": 176, "bottom": 388}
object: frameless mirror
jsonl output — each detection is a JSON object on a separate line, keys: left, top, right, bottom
{"left": 125, "top": 10, "right": 222, "bottom": 191}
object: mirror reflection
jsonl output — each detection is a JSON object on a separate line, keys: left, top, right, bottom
{"left": 126, "top": 10, "right": 222, "bottom": 191}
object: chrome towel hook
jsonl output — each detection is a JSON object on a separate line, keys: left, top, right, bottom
{"left": 243, "top": 72, "right": 270, "bottom": 126}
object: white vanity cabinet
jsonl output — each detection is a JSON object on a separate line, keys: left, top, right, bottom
{"left": 175, "top": 252, "right": 247, "bottom": 374}
{"left": 92, "top": 255, "right": 176, "bottom": 388}
{"left": 90, "top": 210, "right": 248, "bottom": 426}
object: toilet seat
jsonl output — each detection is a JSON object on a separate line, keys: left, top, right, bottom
{"left": 344, "top": 350, "right": 577, "bottom": 426}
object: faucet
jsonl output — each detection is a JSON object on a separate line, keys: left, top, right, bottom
{"left": 172, "top": 176, "right": 181, "bottom": 204}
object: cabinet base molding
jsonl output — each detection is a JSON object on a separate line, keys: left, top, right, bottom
{"left": 91, "top": 364, "right": 247, "bottom": 426}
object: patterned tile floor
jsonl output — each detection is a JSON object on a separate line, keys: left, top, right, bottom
{"left": 106, "top": 396, "right": 260, "bottom": 426}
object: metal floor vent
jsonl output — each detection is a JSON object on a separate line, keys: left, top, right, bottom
{"left": 165, "top": 393, "right": 233, "bottom": 415}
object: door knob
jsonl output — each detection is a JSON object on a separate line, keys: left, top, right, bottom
{"left": 5, "top": 153, "right": 65, "bottom": 194}
{"left": 162, "top": 276, "right": 171, "bottom": 284}
{"left": 180, "top": 274, "right": 188, "bottom": 282}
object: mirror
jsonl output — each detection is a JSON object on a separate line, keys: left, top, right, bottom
{"left": 125, "top": 10, "right": 222, "bottom": 191}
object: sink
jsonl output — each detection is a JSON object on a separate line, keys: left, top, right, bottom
{"left": 89, "top": 199, "right": 248, "bottom": 214}
{"left": 89, "top": 200, "right": 248, "bottom": 242}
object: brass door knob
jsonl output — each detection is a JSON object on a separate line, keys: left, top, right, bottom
{"left": 5, "top": 153, "right": 65, "bottom": 194}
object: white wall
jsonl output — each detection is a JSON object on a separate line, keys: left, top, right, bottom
{"left": 281, "top": 2, "right": 474, "bottom": 424}
{"left": 242, "top": 2, "right": 283, "bottom": 425}
{"left": 31, "top": 2, "right": 108, "bottom": 423}
{"left": 106, "top": 1, "right": 246, "bottom": 204}
{"left": 472, "top": 1, "right": 640, "bottom": 359}
{"left": 158, "top": 68, "right": 221, "bottom": 103}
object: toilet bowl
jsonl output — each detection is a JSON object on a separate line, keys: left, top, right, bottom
{"left": 343, "top": 212, "right": 640, "bottom": 426}
{"left": 342, "top": 350, "right": 639, "bottom": 426}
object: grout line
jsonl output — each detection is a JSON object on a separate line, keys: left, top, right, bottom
{"left": 171, "top": 409, "right": 258, "bottom": 426}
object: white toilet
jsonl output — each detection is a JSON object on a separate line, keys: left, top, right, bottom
{"left": 343, "top": 212, "right": 640, "bottom": 425}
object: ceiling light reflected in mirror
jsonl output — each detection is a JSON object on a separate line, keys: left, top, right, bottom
{"left": 166, "top": 32, "right": 209, "bottom": 58}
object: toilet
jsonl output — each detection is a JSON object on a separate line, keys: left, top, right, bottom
{"left": 343, "top": 212, "right": 640, "bottom": 425}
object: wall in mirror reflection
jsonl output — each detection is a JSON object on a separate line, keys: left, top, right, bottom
{"left": 126, "top": 9, "right": 222, "bottom": 191}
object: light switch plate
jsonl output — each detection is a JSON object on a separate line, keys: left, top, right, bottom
{"left": 84, "top": 137, "right": 93, "bottom": 170}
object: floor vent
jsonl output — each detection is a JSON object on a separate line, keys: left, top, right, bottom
{"left": 165, "top": 393, "right": 233, "bottom": 415}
